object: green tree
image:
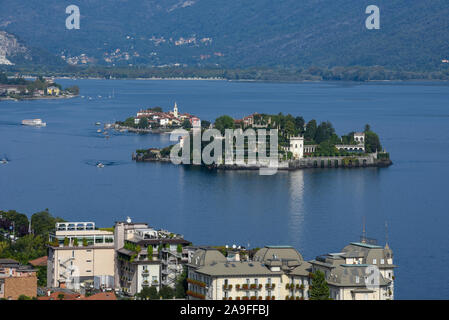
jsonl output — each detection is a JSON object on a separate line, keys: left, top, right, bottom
{"left": 137, "top": 286, "right": 158, "bottom": 300}
{"left": 310, "top": 270, "right": 330, "bottom": 300}
{"left": 159, "top": 286, "right": 174, "bottom": 299}
{"left": 31, "top": 210, "right": 64, "bottom": 237}
{"left": 147, "top": 245, "right": 153, "bottom": 260}
{"left": 57, "top": 293, "right": 65, "bottom": 300}
{"left": 63, "top": 237, "right": 69, "bottom": 246}
{"left": 214, "top": 115, "right": 235, "bottom": 134}
{"left": 73, "top": 238, "right": 79, "bottom": 246}
{"left": 304, "top": 120, "right": 317, "bottom": 141}
{"left": 82, "top": 238, "right": 88, "bottom": 247}
{"left": 181, "top": 119, "right": 192, "bottom": 129}
{"left": 123, "top": 117, "right": 136, "bottom": 128}
{"left": 175, "top": 268, "right": 187, "bottom": 298}
{"left": 37, "top": 266, "right": 47, "bottom": 287}
{"left": 364, "top": 126, "right": 382, "bottom": 153}
{"left": 18, "top": 295, "right": 31, "bottom": 300}
{"left": 138, "top": 117, "right": 149, "bottom": 129}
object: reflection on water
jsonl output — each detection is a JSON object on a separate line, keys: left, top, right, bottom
{"left": 288, "top": 170, "right": 305, "bottom": 247}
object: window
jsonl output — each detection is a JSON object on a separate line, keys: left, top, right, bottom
{"left": 254, "top": 279, "right": 258, "bottom": 285}
{"left": 267, "top": 278, "right": 271, "bottom": 285}
{"left": 224, "top": 291, "right": 228, "bottom": 298}
{"left": 355, "top": 276, "right": 360, "bottom": 284}
{"left": 246, "top": 291, "right": 250, "bottom": 298}
{"left": 86, "top": 270, "right": 92, "bottom": 273}
{"left": 224, "top": 279, "right": 228, "bottom": 285}
{"left": 380, "top": 259, "right": 385, "bottom": 264}
{"left": 373, "top": 259, "right": 377, "bottom": 264}
{"left": 246, "top": 279, "right": 250, "bottom": 285}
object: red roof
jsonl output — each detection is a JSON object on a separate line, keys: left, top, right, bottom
{"left": 29, "top": 256, "right": 48, "bottom": 267}
{"left": 38, "top": 291, "right": 117, "bottom": 301}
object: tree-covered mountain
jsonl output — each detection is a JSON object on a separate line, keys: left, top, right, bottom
{"left": 0, "top": 0, "right": 448, "bottom": 71}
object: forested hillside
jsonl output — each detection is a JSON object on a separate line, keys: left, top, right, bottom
{"left": 0, "top": 0, "right": 448, "bottom": 71}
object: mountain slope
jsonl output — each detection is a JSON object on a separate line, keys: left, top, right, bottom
{"left": 0, "top": 0, "right": 448, "bottom": 70}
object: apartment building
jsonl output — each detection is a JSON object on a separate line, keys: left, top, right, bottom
{"left": 0, "top": 258, "right": 37, "bottom": 300}
{"left": 114, "top": 218, "right": 190, "bottom": 296}
{"left": 186, "top": 246, "right": 311, "bottom": 300}
{"left": 309, "top": 241, "right": 396, "bottom": 300}
{"left": 47, "top": 222, "right": 115, "bottom": 290}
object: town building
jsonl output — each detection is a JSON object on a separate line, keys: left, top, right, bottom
{"left": 46, "top": 86, "right": 60, "bottom": 96}
{"left": 47, "top": 222, "right": 115, "bottom": 291}
{"left": 186, "top": 246, "right": 311, "bottom": 300}
{"left": 114, "top": 218, "right": 190, "bottom": 296}
{"left": 0, "top": 258, "right": 37, "bottom": 300}
{"left": 310, "top": 241, "right": 396, "bottom": 300}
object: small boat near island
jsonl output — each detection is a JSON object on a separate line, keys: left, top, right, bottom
{"left": 97, "top": 163, "right": 105, "bottom": 168}
{"left": 1, "top": 159, "right": 8, "bottom": 164}
{"left": 22, "top": 119, "right": 46, "bottom": 127}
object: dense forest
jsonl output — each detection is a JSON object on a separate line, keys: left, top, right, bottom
{"left": 1, "top": 1, "right": 449, "bottom": 72}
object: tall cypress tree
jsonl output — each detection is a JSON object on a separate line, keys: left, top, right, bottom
{"left": 310, "top": 270, "right": 330, "bottom": 300}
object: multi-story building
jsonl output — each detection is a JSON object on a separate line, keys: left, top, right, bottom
{"left": 186, "top": 246, "right": 311, "bottom": 300}
{"left": 47, "top": 222, "right": 115, "bottom": 290}
{"left": 114, "top": 218, "right": 190, "bottom": 296}
{"left": 310, "top": 241, "right": 396, "bottom": 300}
{"left": 0, "top": 258, "right": 37, "bottom": 300}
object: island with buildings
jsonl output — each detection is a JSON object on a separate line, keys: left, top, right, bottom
{"left": 133, "top": 112, "right": 392, "bottom": 170}
{"left": 110, "top": 102, "right": 204, "bottom": 134}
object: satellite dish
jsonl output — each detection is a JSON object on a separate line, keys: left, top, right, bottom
{"left": 126, "top": 217, "right": 132, "bottom": 224}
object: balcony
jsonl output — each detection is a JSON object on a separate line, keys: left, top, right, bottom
{"left": 222, "top": 284, "right": 233, "bottom": 291}
{"left": 142, "top": 269, "right": 149, "bottom": 276}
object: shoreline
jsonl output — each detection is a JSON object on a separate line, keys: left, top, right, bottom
{"left": 132, "top": 153, "right": 393, "bottom": 171}
{"left": 0, "top": 94, "right": 77, "bottom": 102}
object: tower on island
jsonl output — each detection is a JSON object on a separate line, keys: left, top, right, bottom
{"left": 173, "top": 102, "right": 179, "bottom": 118}
{"left": 289, "top": 136, "right": 304, "bottom": 160}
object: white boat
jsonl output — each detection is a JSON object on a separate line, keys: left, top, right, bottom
{"left": 97, "top": 129, "right": 102, "bottom": 133}
{"left": 97, "top": 163, "right": 105, "bottom": 168}
{"left": 22, "top": 119, "right": 46, "bottom": 127}
{"left": 1, "top": 159, "right": 7, "bottom": 164}
{"left": 95, "top": 122, "right": 101, "bottom": 126}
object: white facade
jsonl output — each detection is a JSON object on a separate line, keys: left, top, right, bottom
{"left": 289, "top": 136, "right": 304, "bottom": 159}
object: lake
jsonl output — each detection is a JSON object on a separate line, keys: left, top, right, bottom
{"left": 1, "top": 79, "right": 448, "bottom": 299}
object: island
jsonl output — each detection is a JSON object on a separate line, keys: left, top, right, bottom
{"left": 0, "top": 73, "right": 79, "bottom": 101}
{"left": 110, "top": 103, "right": 210, "bottom": 134}
{"left": 132, "top": 113, "right": 392, "bottom": 171}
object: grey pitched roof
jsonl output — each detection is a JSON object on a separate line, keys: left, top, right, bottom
{"left": 253, "top": 246, "right": 303, "bottom": 265}
{"left": 196, "top": 261, "right": 282, "bottom": 277}
{"left": 188, "top": 248, "right": 227, "bottom": 268}
{"left": 325, "top": 264, "right": 391, "bottom": 287}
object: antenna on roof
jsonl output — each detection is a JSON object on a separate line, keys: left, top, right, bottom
{"left": 385, "top": 221, "right": 389, "bottom": 246}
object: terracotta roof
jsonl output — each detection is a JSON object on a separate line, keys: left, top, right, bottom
{"left": 38, "top": 291, "right": 117, "bottom": 300}
{"left": 82, "top": 292, "right": 117, "bottom": 300}
{"left": 38, "top": 291, "right": 81, "bottom": 300}
{"left": 29, "top": 256, "right": 48, "bottom": 267}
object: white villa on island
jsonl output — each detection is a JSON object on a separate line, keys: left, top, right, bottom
{"left": 289, "top": 132, "right": 366, "bottom": 160}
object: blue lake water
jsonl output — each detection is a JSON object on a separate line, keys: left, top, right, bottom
{"left": 1, "top": 79, "right": 448, "bottom": 299}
